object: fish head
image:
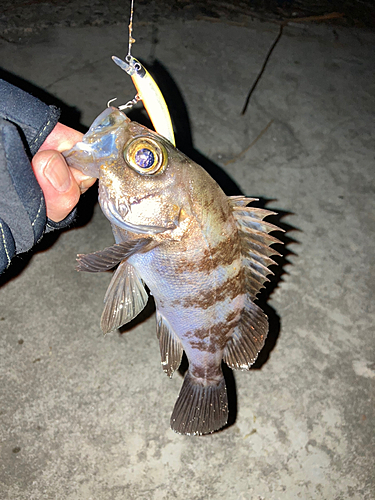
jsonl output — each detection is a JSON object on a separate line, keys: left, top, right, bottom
{"left": 64, "top": 107, "right": 188, "bottom": 235}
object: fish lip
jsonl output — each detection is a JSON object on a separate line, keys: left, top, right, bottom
{"left": 63, "top": 142, "right": 100, "bottom": 179}
{"left": 62, "top": 107, "right": 131, "bottom": 179}
{"left": 100, "top": 195, "right": 177, "bottom": 235}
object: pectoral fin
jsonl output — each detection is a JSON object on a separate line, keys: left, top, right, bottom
{"left": 76, "top": 238, "right": 154, "bottom": 272}
{"left": 101, "top": 261, "right": 148, "bottom": 334}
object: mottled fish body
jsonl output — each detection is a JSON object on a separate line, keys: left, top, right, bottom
{"left": 64, "top": 107, "right": 282, "bottom": 435}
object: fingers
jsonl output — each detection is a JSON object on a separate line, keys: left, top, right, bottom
{"left": 33, "top": 123, "right": 97, "bottom": 223}
{"left": 33, "top": 123, "right": 97, "bottom": 222}
{"left": 39, "top": 122, "right": 97, "bottom": 194}
{"left": 39, "top": 122, "right": 84, "bottom": 152}
{"left": 69, "top": 166, "right": 97, "bottom": 194}
{"left": 32, "top": 150, "right": 82, "bottom": 223}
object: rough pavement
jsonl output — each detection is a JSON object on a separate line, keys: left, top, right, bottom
{"left": 0, "top": 7, "right": 374, "bottom": 500}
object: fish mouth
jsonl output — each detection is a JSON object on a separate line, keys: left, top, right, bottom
{"left": 101, "top": 197, "right": 176, "bottom": 235}
{"left": 63, "top": 141, "right": 100, "bottom": 178}
{"left": 99, "top": 184, "right": 178, "bottom": 235}
{"left": 63, "top": 107, "right": 130, "bottom": 178}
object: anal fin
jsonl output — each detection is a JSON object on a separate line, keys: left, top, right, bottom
{"left": 170, "top": 371, "right": 228, "bottom": 435}
{"left": 100, "top": 261, "right": 148, "bottom": 334}
{"left": 156, "top": 311, "right": 183, "bottom": 377}
{"left": 223, "top": 299, "right": 268, "bottom": 370}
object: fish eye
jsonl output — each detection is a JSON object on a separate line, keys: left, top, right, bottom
{"left": 124, "top": 137, "right": 167, "bottom": 175}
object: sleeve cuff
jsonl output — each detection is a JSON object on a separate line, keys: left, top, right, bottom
{"left": 45, "top": 207, "right": 77, "bottom": 233}
{"left": 0, "top": 80, "right": 61, "bottom": 155}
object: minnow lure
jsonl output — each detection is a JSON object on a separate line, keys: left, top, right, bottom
{"left": 111, "top": 0, "right": 175, "bottom": 146}
{"left": 111, "top": 55, "right": 175, "bottom": 146}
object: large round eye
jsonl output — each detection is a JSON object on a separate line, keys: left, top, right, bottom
{"left": 124, "top": 137, "right": 167, "bottom": 175}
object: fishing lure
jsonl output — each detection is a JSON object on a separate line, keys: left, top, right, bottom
{"left": 112, "top": 55, "right": 175, "bottom": 146}
{"left": 111, "top": 0, "right": 175, "bottom": 145}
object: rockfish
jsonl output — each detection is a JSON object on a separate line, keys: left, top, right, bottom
{"left": 64, "top": 106, "right": 282, "bottom": 435}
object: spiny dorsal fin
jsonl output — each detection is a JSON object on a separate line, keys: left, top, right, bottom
{"left": 223, "top": 298, "right": 268, "bottom": 370}
{"left": 156, "top": 311, "right": 183, "bottom": 378}
{"left": 100, "top": 261, "right": 148, "bottom": 334}
{"left": 76, "top": 238, "right": 154, "bottom": 272}
{"left": 229, "top": 196, "right": 259, "bottom": 207}
{"left": 229, "top": 196, "right": 283, "bottom": 299}
{"left": 223, "top": 196, "right": 283, "bottom": 370}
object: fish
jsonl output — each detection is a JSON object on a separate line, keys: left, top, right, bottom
{"left": 63, "top": 105, "right": 282, "bottom": 435}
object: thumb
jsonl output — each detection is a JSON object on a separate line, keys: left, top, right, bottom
{"left": 32, "top": 150, "right": 81, "bottom": 223}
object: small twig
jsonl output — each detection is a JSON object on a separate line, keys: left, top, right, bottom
{"left": 241, "top": 11, "right": 345, "bottom": 116}
{"left": 224, "top": 119, "right": 274, "bottom": 165}
{"left": 241, "top": 24, "right": 284, "bottom": 115}
{"left": 287, "top": 12, "right": 345, "bottom": 24}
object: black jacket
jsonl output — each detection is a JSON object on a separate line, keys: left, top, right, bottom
{"left": 0, "top": 79, "right": 75, "bottom": 273}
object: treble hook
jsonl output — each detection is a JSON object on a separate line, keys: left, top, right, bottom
{"left": 106, "top": 94, "right": 141, "bottom": 110}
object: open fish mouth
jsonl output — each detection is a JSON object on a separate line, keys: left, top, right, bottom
{"left": 101, "top": 197, "right": 174, "bottom": 235}
{"left": 63, "top": 107, "right": 130, "bottom": 178}
{"left": 63, "top": 141, "right": 100, "bottom": 178}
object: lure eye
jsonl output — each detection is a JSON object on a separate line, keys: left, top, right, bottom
{"left": 124, "top": 137, "right": 167, "bottom": 175}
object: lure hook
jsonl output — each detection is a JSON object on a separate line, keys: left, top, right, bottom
{"left": 107, "top": 94, "right": 141, "bottom": 110}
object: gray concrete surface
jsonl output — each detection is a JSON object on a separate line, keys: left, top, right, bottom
{"left": 1, "top": 10, "right": 374, "bottom": 500}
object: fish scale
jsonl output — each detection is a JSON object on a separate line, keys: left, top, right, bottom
{"left": 64, "top": 107, "right": 282, "bottom": 435}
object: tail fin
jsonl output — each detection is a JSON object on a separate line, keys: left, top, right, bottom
{"left": 170, "top": 371, "right": 228, "bottom": 435}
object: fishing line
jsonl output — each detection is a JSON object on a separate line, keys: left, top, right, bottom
{"left": 107, "top": 0, "right": 139, "bottom": 110}
{"left": 127, "top": 0, "right": 136, "bottom": 61}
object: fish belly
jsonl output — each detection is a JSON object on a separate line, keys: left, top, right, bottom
{"left": 128, "top": 221, "right": 244, "bottom": 379}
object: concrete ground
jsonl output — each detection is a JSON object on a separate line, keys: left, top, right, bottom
{"left": 0, "top": 4, "right": 374, "bottom": 500}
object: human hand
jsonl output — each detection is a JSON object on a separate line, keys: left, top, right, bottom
{"left": 32, "top": 123, "right": 96, "bottom": 222}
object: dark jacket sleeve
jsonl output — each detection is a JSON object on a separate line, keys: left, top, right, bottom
{"left": 0, "top": 79, "right": 75, "bottom": 273}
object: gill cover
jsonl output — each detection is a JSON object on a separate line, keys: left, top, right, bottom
{"left": 112, "top": 55, "right": 176, "bottom": 146}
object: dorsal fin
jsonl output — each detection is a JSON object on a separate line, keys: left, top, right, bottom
{"left": 229, "top": 196, "right": 259, "bottom": 207}
{"left": 100, "top": 261, "right": 148, "bottom": 334}
{"left": 223, "top": 196, "right": 283, "bottom": 370}
{"left": 156, "top": 311, "right": 183, "bottom": 377}
{"left": 223, "top": 298, "right": 268, "bottom": 370}
{"left": 229, "top": 195, "right": 283, "bottom": 299}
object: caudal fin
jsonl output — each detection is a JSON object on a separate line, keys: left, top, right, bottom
{"left": 170, "top": 371, "right": 228, "bottom": 435}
